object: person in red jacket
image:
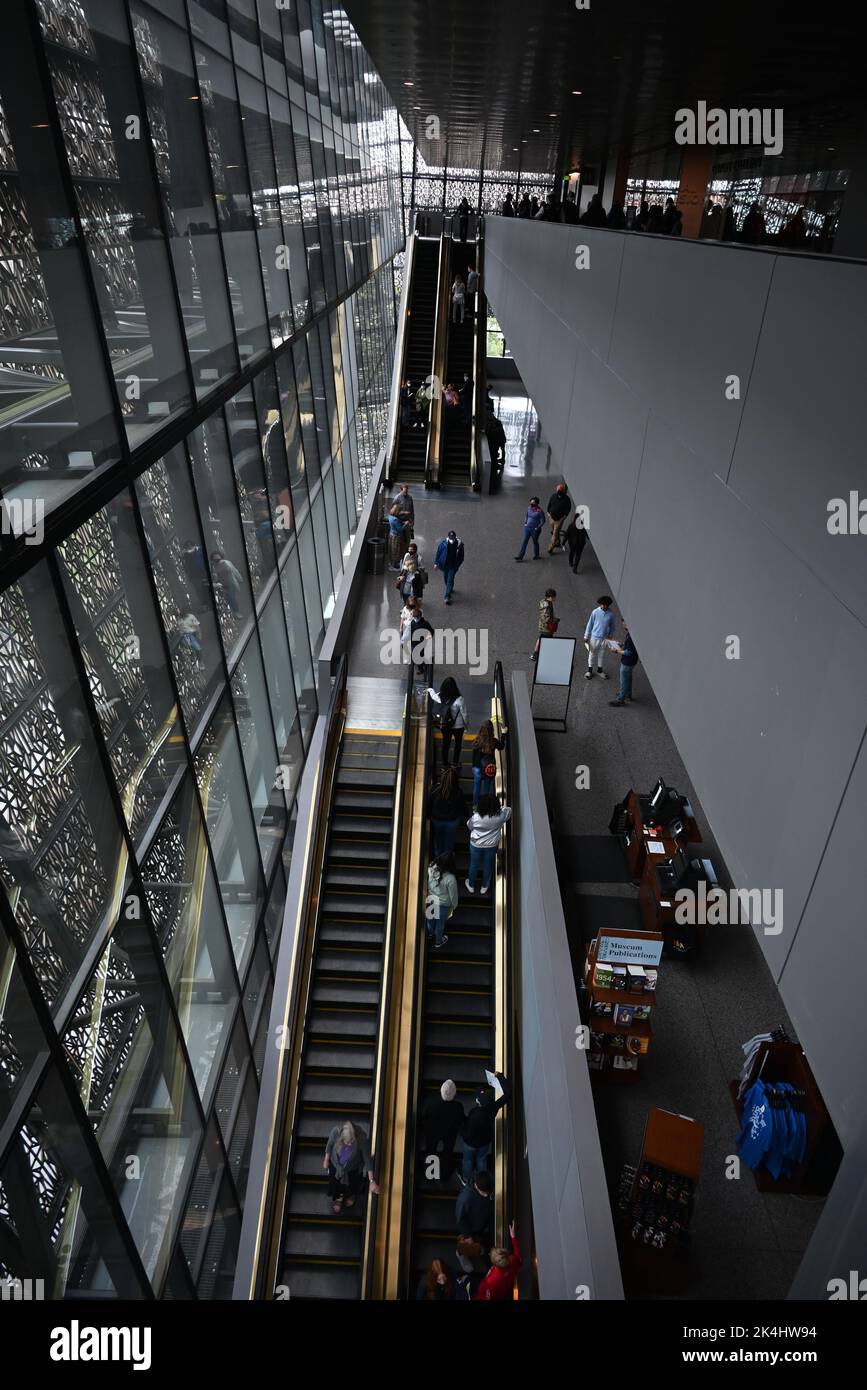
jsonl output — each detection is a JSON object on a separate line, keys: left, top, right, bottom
{"left": 473, "top": 1222, "right": 522, "bottom": 1300}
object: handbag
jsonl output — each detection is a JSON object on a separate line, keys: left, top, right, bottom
{"left": 546, "top": 617, "right": 560, "bottom": 635}
{"left": 418, "top": 567, "right": 429, "bottom": 585}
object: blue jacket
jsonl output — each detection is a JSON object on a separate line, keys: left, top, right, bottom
{"left": 524, "top": 506, "right": 544, "bottom": 535}
{"left": 435, "top": 536, "right": 464, "bottom": 570}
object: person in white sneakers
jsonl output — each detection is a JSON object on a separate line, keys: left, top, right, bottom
{"left": 465, "top": 794, "right": 511, "bottom": 896}
{"left": 583, "top": 594, "right": 615, "bottom": 679}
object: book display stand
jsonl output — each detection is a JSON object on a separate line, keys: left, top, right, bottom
{"left": 616, "top": 1107, "right": 704, "bottom": 1291}
{"left": 583, "top": 928, "right": 664, "bottom": 1082}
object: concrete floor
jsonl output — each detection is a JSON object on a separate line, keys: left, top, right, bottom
{"left": 344, "top": 392, "right": 824, "bottom": 1301}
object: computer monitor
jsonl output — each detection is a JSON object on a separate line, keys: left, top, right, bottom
{"left": 669, "top": 846, "right": 688, "bottom": 882}
{"left": 649, "top": 777, "right": 666, "bottom": 810}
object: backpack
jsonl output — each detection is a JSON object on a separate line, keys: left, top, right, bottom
{"left": 435, "top": 698, "right": 457, "bottom": 734}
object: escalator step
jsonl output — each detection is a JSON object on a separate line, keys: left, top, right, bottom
{"left": 284, "top": 1221, "right": 363, "bottom": 1260}
{"left": 423, "top": 1020, "right": 494, "bottom": 1053}
{"left": 320, "top": 893, "right": 387, "bottom": 920}
{"left": 424, "top": 988, "right": 493, "bottom": 1020}
{"left": 330, "top": 815, "right": 392, "bottom": 840}
{"left": 300, "top": 1075, "right": 373, "bottom": 1107}
{"left": 422, "top": 1054, "right": 491, "bottom": 1086}
{"left": 337, "top": 767, "right": 396, "bottom": 789}
{"left": 305, "top": 1042, "right": 375, "bottom": 1072}
{"left": 296, "top": 1106, "right": 369, "bottom": 1141}
{"left": 332, "top": 790, "right": 395, "bottom": 814}
{"left": 329, "top": 838, "right": 391, "bottom": 864}
{"left": 278, "top": 1264, "right": 360, "bottom": 1301}
{"left": 320, "top": 920, "right": 385, "bottom": 947}
{"left": 312, "top": 979, "right": 380, "bottom": 1007}
{"left": 414, "top": 1192, "right": 460, "bottom": 1235}
{"left": 324, "top": 866, "right": 389, "bottom": 892}
{"left": 309, "top": 1009, "right": 377, "bottom": 1040}
{"left": 315, "top": 950, "right": 382, "bottom": 977}
{"left": 433, "top": 929, "right": 492, "bottom": 960}
{"left": 426, "top": 959, "right": 493, "bottom": 989}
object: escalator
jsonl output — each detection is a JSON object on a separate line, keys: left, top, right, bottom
{"left": 440, "top": 241, "right": 477, "bottom": 487}
{"left": 405, "top": 709, "right": 501, "bottom": 1292}
{"left": 278, "top": 729, "right": 400, "bottom": 1299}
{"left": 395, "top": 238, "right": 439, "bottom": 482}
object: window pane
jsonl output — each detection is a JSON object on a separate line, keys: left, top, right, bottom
{"left": 140, "top": 773, "right": 239, "bottom": 1108}
{"left": 259, "top": 587, "right": 303, "bottom": 804}
{"left": 279, "top": 542, "right": 317, "bottom": 742}
{"left": 230, "top": 635, "right": 284, "bottom": 876}
{"left": 292, "top": 337, "right": 321, "bottom": 486}
{"left": 0, "top": 566, "right": 126, "bottom": 1016}
{"left": 251, "top": 365, "right": 293, "bottom": 549}
{"left": 195, "top": 694, "right": 265, "bottom": 973}
{"left": 296, "top": 516, "right": 324, "bottom": 657}
{"left": 275, "top": 351, "right": 310, "bottom": 530}
{"left": 187, "top": 413, "right": 253, "bottom": 660}
{"left": 224, "top": 383, "right": 278, "bottom": 594}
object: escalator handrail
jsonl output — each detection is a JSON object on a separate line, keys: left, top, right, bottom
{"left": 469, "top": 224, "right": 485, "bottom": 491}
{"left": 492, "top": 660, "right": 514, "bottom": 1248}
{"left": 233, "top": 654, "right": 349, "bottom": 1301}
{"left": 425, "top": 221, "right": 452, "bottom": 488}
{"left": 385, "top": 232, "right": 418, "bottom": 482}
{"left": 360, "top": 658, "right": 417, "bottom": 1296}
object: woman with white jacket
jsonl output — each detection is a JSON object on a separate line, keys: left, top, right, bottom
{"left": 465, "top": 794, "right": 512, "bottom": 896}
{"left": 427, "top": 675, "right": 468, "bottom": 766}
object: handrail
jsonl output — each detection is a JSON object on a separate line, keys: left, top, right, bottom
{"left": 491, "top": 660, "right": 514, "bottom": 1250}
{"left": 233, "top": 654, "right": 349, "bottom": 1300}
{"left": 360, "top": 658, "right": 416, "bottom": 1297}
{"left": 385, "top": 233, "right": 418, "bottom": 484}
{"left": 425, "top": 220, "right": 452, "bottom": 489}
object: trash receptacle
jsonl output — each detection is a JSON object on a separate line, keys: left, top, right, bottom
{"left": 367, "top": 536, "right": 385, "bottom": 575}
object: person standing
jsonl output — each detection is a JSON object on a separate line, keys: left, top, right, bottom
{"left": 487, "top": 414, "right": 507, "bottom": 470}
{"left": 609, "top": 624, "right": 639, "bottom": 706}
{"left": 473, "top": 1224, "right": 523, "bottom": 1301}
{"left": 434, "top": 529, "right": 464, "bottom": 604}
{"left": 210, "top": 549, "right": 244, "bottom": 617}
{"left": 471, "top": 720, "right": 507, "bottom": 806}
{"left": 322, "top": 1121, "right": 379, "bottom": 1214}
{"left": 387, "top": 504, "right": 408, "bottom": 570}
{"left": 500, "top": 192, "right": 515, "bottom": 218}
{"left": 465, "top": 268, "right": 479, "bottom": 320}
{"left": 465, "top": 794, "right": 511, "bottom": 895}
{"left": 400, "top": 378, "right": 415, "bottom": 428}
{"left": 546, "top": 482, "right": 571, "bottom": 553}
{"left": 416, "top": 1258, "right": 460, "bottom": 1301}
{"left": 396, "top": 541, "right": 425, "bottom": 602}
{"left": 459, "top": 1071, "right": 512, "bottom": 1182}
{"left": 427, "top": 852, "right": 458, "bottom": 950}
{"left": 428, "top": 677, "right": 468, "bottom": 769}
{"left": 414, "top": 380, "right": 430, "bottom": 431}
{"left": 451, "top": 273, "right": 466, "bottom": 323}
{"left": 421, "top": 1080, "right": 466, "bottom": 1182}
{"left": 409, "top": 605, "right": 435, "bottom": 683}
{"left": 584, "top": 595, "right": 615, "bottom": 679}
{"left": 565, "top": 508, "right": 588, "bottom": 573}
{"left": 514, "top": 496, "right": 545, "bottom": 561}
{"left": 428, "top": 763, "right": 468, "bottom": 855}
{"left": 393, "top": 482, "right": 414, "bottom": 538}
{"left": 517, "top": 192, "right": 532, "bottom": 219}
{"left": 455, "top": 1170, "right": 493, "bottom": 1272}
{"left": 532, "top": 587, "right": 558, "bottom": 662}
{"left": 456, "top": 196, "right": 471, "bottom": 242}
{"left": 458, "top": 371, "right": 473, "bottom": 424}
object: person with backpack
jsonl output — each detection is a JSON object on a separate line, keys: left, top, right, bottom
{"left": 428, "top": 675, "right": 468, "bottom": 768}
{"left": 427, "top": 851, "right": 459, "bottom": 949}
{"left": 532, "top": 587, "right": 558, "bottom": 662}
{"left": 434, "top": 529, "right": 465, "bottom": 604}
{"left": 471, "top": 720, "right": 507, "bottom": 806}
{"left": 608, "top": 623, "right": 639, "bottom": 706}
{"left": 465, "top": 794, "right": 511, "bottom": 896}
{"left": 514, "top": 496, "right": 545, "bottom": 561}
{"left": 545, "top": 482, "right": 571, "bottom": 553}
{"left": 428, "top": 764, "right": 468, "bottom": 855}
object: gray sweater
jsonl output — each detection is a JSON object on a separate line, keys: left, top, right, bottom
{"left": 325, "top": 1124, "right": 373, "bottom": 1180}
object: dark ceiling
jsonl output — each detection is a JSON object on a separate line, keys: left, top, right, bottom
{"left": 343, "top": 0, "right": 865, "bottom": 179}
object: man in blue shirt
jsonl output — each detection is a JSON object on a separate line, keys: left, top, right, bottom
{"left": 609, "top": 623, "right": 639, "bottom": 706}
{"left": 583, "top": 595, "right": 615, "bottom": 679}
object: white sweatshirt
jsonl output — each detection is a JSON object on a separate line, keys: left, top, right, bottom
{"left": 467, "top": 806, "right": 512, "bottom": 847}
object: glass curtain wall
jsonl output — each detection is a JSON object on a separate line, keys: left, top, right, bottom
{"left": 0, "top": 0, "right": 401, "bottom": 1300}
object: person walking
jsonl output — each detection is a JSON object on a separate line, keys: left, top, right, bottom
{"left": 451, "top": 273, "right": 466, "bottom": 324}
{"left": 427, "top": 851, "right": 458, "bottom": 949}
{"left": 473, "top": 1224, "right": 523, "bottom": 1301}
{"left": 514, "top": 496, "right": 545, "bottom": 561}
{"left": 465, "top": 794, "right": 511, "bottom": 896}
{"left": 455, "top": 1170, "right": 493, "bottom": 1273}
{"left": 584, "top": 594, "right": 615, "bottom": 679}
{"left": 487, "top": 414, "right": 507, "bottom": 470}
{"left": 459, "top": 1071, "right": 512, "bottom": 1183}
{"left": 399, "top": 595, "right": 420, "bottom": 661}
{"left": 609, "top": 624, "right": 639, "bottom": 706}
{"left": 408, "top": 605, "right": 435, "bottom": 683}
{"left": 546, "top": 481, "right": 571, "bottom": 552}
{"left": 322, "top": 1120, "right": 379, "bottom": 1214}
{"left": 387, "top": 504, "right": 408, "bottom": 569}
{"left": 471, "top": 720, "right": 507, "bottom": 806}
{"left": 428, "top": 763, "right": 467, "bottom": 855}
{"left": 434, "top": 529, "right": 464, "bottom": 604}
{"left": 428, "top": 676, "right": 468, "bottom": 770}
{"left": 565, "top": 508, "right": 588, "bottom": 573}
{"left": 210, "top": 549, "right": 244, "bottom": 617}
{"left": 532, "top": 587, "right": 558, "bottom": 661}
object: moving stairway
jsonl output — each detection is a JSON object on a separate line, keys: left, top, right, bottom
{"left": 278, "top": 730, "right": 400, "bottom": 1299}
{"left": 440, "top": 243, "right": 477, "bottom": 487}
{"left": 395, "top": 239, "right": 439, "bottom": 482}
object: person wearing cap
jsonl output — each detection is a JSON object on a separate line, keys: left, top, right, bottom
{"left": 421, "top": 1079, "right": 466, "bottom": 1179}
{"left": 546, "top": 481, "right": 571, "bottom": 553}
{"left": 458, "top": 1071, "right": 512, "bottom": 1184}
{"left": 434, "top": 529, "right": 465, "bottom": 605}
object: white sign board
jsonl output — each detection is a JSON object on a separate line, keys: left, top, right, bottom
{"left": 596, "top": 933, "right": 664, "bottom": 967}
{"left": 535, "top": 635, "right": 575, "bottom": 688}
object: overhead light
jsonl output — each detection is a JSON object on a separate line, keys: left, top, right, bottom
{"left": 404, "top": 81, "right": 414, "bottom": 87}
{"left": 532, "top": 127, "right": 540, "bottom": 133}
{"left": 827, "top": 146, "right": 836, "bottom": 151}
{"left": 572, "top": 90, "right": 582, "bottom": 95}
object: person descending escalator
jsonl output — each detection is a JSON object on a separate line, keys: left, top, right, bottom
{"left": 322, "top": 1121, "right": 379, "bottom": 1215}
